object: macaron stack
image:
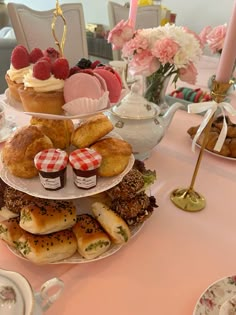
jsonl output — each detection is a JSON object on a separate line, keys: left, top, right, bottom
{"left": 63, "top": 58, "right": 122, "bottom": 115}
{"left": 169, "top": 87, "right": 212, "bottom": 103}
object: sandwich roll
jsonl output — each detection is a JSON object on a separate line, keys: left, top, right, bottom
{"left": 19, "top": 200, "right": 77, "bottom": 234}
{"left": 15, "top": 229, "right": 77, "bottom": 264}
{"left": 91, "top": 202, "right": 131, "bottom": 244}
{"left": 0, "top": 217, "right": 23, "bottom": 246}
{"left": 72, "top": 214, "right": 111, "bottom": 260}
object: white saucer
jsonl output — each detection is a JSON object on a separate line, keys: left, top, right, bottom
{"left": 193, "top": 275, "right": 236, "bottom": 315}
{"left": 0, "top": 119, "right": 17, "bottom": 143}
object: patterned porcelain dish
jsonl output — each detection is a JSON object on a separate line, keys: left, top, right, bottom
{"left": 193, "top": 275, "right": 236, "bottom": 315}
{"left": 0, "top": 269, "right": 64, "bottom": 315}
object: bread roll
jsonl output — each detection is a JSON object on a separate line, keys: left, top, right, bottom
{"left": 15, "top": 229, "right": 77, "bottom": 264}
{"left": 72, "top": 214, "right": 111, "bottom": 259}
{"left": 20, "top": 199, "right": 77, "bottom": 234}
{"left": 90, "top": 137, "right": 132, "bottom": 177}
{"left": 30, "top": 117, "right": 74, "bottom": 149}
{"left": 91, "top": 201, "right": 131, "bottom": 244}
{"left": 71, "top": 113, "right": 114, "bottom": 148}
{"left": 2, "top": 125, "right": 53, "bottom": 178}
{"left": 0, "top": 217, "right": 23, "bottom": 246}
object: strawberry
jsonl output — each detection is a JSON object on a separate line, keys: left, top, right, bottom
{"left": 33, "top": 59, "right": 51, "bottom": 80}
{"left": 29, "top": 48, "right": 44, "bottom": 63}
{"left": 43, "top": 47, "right": 60, "bottom": 63}
{"left": 11, "top": 45, "right": 30, "bottom": 69}
{"left": 52, "top": 58, "right": 69, "bottom": 80}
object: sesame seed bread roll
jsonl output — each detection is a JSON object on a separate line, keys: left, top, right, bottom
{"left": 91, "top": 202, "right": 131, "bottom": 244}
{"left": 72, "top": 214, "right": 111, "bottom": 260}
{"left": 0, "top": 217, "right": 24, "bottom": 247}
{"left": 71, "top": 113, "right": 114, "bottom": 148}
{"left": 19, "top": 200, "right": 77, "bottom": 234}
{"left": 15, "top": 229, "right": 77, "bottom": 264}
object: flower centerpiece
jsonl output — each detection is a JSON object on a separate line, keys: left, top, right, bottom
{"left": 108, "top": 21, "right": 203, "bottom": 110}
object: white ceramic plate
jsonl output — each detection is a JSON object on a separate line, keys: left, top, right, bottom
{"left": 195, "top": 143, "right": 236, "bottom": 161}
{"left": 0, "top": 154, "right": 134, "bottom": 199}
{"left": 6, "top": 197, "right": 144, "bottom": 264}
{"left": 4, "top": 89, "right": 115, "bottom": 121}
{"left": 193, "top": 275, "right": 236, "bottom": 315}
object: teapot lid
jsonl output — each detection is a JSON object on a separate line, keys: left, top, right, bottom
{"left": 111, "top": 82, "right": 160, "bottom": 119}
{"left": 0, "top": 269, "right": 34, "bottom": 315}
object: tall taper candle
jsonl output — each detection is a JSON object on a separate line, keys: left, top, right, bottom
{"left": 129, "top": 0, "right": 138, "bottom": 28}
{"left": 216, "top": 0, "right": 236, "bottom": 83}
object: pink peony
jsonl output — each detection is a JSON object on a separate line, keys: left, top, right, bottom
{"left": 129, "top": 50, "right": 160, "bottom": 76}
{"left": 179, "top": 62, "right": 198, "bottom": 84}
{"left": 107, "top": 20, "right": 134, "bottom": 50}
{"left": 206, "top": 24, "right": 227, "bottom": 53}
{"left": 151, "top": 38, "right": 179, "bottom": 64}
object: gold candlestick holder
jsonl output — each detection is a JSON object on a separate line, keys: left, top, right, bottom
{"left": 51, "top": 0, "right": 67, "bottom": 57}
{"left": 170, "top": 79, "right": 233, "bottom": 212}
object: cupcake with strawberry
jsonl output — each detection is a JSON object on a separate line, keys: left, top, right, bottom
{"left": 5, "top": 45, "right": 36, "bottom": 102}
{"left": 19, "top": 48, "right": 70, "bottom": 115}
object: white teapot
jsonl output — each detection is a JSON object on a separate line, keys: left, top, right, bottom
{"left": 0, "top": 269, "right": 64, "bottom": 315}
{"left": 108, "top": 83, "right": 184, "bottom": 160}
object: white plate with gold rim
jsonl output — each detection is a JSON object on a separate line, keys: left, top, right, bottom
{"left": 6, "top": 196, "right": 144, "bottom": 264}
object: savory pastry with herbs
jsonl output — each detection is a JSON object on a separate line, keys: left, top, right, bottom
{"left": 91, "top": 201, "right": 131, "bottom": 244}
{"left": 72, "top": 214, "right": 111, "bottom": 259}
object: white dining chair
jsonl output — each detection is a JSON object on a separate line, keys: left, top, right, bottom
{"left": 7, "top": 2, "right": 88, "bottom": 67}
{"left": 108, "top": 1, "right": 161, "bottom": 60}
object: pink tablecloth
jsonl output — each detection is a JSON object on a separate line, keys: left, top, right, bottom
{"left": 0, "top": 55, "right": 236, "bottom": 315}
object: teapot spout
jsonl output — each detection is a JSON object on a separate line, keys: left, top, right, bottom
{"left": 159, "top": 102, "right": 185, "bottom": 129}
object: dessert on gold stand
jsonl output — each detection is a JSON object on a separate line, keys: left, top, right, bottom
{"left": 170, "top": 79, "right": 234, "bottom": 212}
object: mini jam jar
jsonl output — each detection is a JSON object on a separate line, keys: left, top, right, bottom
{"left": 34, "top": 149, "right": 68, "bottom": 191}
{"left": 69, "top": 148, "right": 102, "bottom": 190}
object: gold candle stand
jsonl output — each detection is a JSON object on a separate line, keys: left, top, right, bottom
{"left": 51, "top": 0, "right": 67, "bottom": 57}
{"left": 170, "top": 79, "right": 233, "bottom": 212}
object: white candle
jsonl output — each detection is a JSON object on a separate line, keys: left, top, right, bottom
{"left": 128, "top": 0, "right": 138, "bottom": 28}
{"left": 216, "top": 0, "right": 236, "bottom": 83}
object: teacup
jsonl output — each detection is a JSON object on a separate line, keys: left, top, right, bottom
{"left": 0, "top": 269, "right": 64, "bottom": 315}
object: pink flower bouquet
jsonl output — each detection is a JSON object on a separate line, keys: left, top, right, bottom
{"left": 108, "top": 22, "right": 202, "bottom": 105}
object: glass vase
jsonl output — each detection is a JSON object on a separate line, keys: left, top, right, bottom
{"left": 144, "top": 72, "right": 171, "bottom": 115}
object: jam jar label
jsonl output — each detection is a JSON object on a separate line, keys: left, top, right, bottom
{"left": 39, "top": 174, "right": 62, "bottom": 189}
{"left": 74, "top": 174, "right": 97, "bottom": 189}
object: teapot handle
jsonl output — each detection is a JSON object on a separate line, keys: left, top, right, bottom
{"left": 38, "top": 277, "right": 64, "bottom": 312}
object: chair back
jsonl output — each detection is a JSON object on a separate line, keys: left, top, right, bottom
{"left": 7, "top": 2, "right": 88, "bottom": 67}
{"left": 108, "top": 1, "right": 161, "bottom": 59}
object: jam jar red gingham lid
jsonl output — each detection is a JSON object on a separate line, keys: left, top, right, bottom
{"left": 69, "top": 148, "right": 102, "bottom": 171}
{"left": 34, "top": 149, "right": 68, "bottom": 172}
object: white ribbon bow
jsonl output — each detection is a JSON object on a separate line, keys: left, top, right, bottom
{"left": 188, "top": 100, "right": 236, "bottom": 152}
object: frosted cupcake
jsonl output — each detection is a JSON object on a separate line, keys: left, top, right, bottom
{"left": 5, "top": 45, "right": 32, "bottom": 102}
{"left": 19, "top": 56, "right": 69, "bottom": 115}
